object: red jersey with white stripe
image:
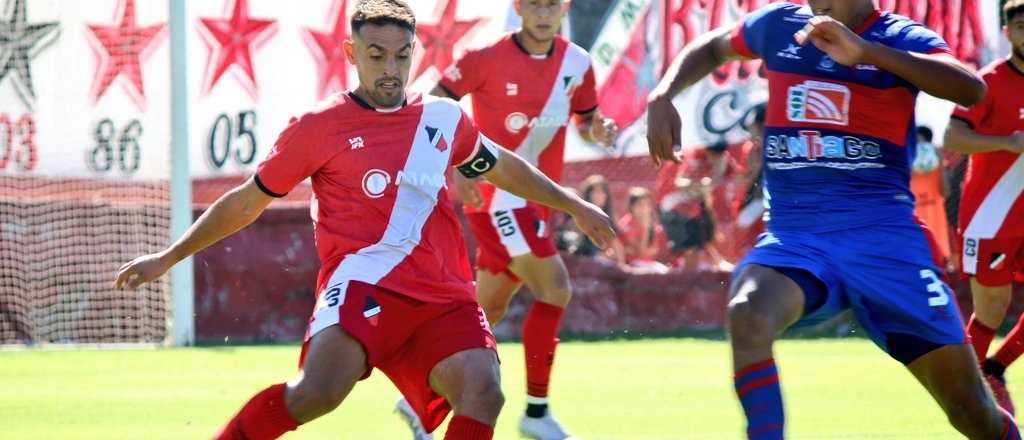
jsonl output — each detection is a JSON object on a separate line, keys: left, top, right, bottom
{"left": 255, "top": 92, "right": 484, "bottom": 304}
{"left": 438, "top": 33, "right": 598, "bottom": 216}
{"left": 952, "top": 59, "right": 1024, "bottom": 239}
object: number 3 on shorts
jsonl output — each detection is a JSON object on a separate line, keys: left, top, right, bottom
{"left": 920, "top": 269, "right": 949, "bottom": 307}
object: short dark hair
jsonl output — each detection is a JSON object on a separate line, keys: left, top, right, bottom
{"left": 351, "top": 0, "right": 416, "bottom": 35}
{"left": 916, "top": 126, "right": 934, "bottom": 143}
{"left": 1005, "top": 0, "right": 1024, "bottom": 24}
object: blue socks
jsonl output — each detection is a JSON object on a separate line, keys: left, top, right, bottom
{"left": 735, "top": 358, "right": 784, "bottom": 440}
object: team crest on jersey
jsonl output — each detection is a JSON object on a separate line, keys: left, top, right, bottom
{"left": 425, "top": 126, "right": 449, "bottom": 152}
{"left": 363, "top": 296, "right": 381, "bottom": 326}
{"left": 787, "top": 80, "right": 850, "bottom": 126}
{"left": 563, "top": 75, "right": 578, "bottom": 96}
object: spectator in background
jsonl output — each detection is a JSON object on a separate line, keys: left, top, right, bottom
{"left": 730, "top": 105, "right": 768, "bottom": 262}
{"left": 660, "top": 176, "right": 716, "bottom": 271}
{"left": 618, "top": 187, "right": 669, "bottom": 270}
{"left": 910, "top": 126, "right": 952, "bottom": 263}
{"left": 561, "top": 175, "right": 625, "bottom": 264}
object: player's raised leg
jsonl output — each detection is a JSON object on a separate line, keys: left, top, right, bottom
{"left": 506, "top": 253, "right": 573, "bottom": 439}
{"left": 213, "top": 325, "right": 367, "bottom": 439}
{"left": 727, "top": 264, "right": 808, "bottom": 440}
{"left": 428, "top": 348, "right": 505, "bottom": 440}
{"left": 907, "top": 344, "right": 1019, "bottom": 439}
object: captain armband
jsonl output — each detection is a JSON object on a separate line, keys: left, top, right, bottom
{"left": 457, "top": 136, "right": 500, "bottom": 178}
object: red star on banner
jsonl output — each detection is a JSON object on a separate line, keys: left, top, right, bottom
{"left": 86, "top": 0, "right": 166, "bottom": 111}
{"left": 197, "top": 0, "right": 277, "bottom": 99}
{"left": 414, "top": 0, "right": 480, "bottom": 80}
{"left": 303, "top": 0, "right": 350, "bottom": 100}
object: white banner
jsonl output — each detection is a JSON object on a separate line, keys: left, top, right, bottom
{"left": 0, "top": 0, "right": 170, "bottom": 180}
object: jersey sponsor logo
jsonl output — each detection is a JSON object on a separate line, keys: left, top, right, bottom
{"left": 504, "top": 112, "right": 568, "bottom": 134}
{"left": 765, "top": 131, "right": 882, "bottom": 162}
{"left": 776, "top": 44, "right": 803, "bottom": 60}
{"left": 506, "top": 82, "right": 518, "bottom": 96}
{"left": 362, "top": 168, "right": 449, "bottom": 199}
{"left": 362, "top": 169, "right": 391, "bottom": 198}
{"left": 855, "top": 64, "right": 879, "bottom": 71}
{"left": 425, "top": 126, "right": 448, "bottom": 152}
{"left": 444, "top": 65, "right": 462, "bottom": 82}
{"left": 787, "top": 80, "right": 850, "bottom": 126}
{"left": 349, "top": 136, "right": 365, "bottom": 150}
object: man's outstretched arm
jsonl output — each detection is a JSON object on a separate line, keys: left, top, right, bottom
{"left": 457, "top": 140, "right": 616, "bottom": 250}
{"left": 114, "top": 178, "right": 274, "bottom": 289}
{"left": 647, "top": 26, "right": 747, "bottom": 165}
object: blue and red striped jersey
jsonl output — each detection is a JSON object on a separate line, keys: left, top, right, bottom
{"left": 729, "top": 3, "right": 950, "bottom": 232}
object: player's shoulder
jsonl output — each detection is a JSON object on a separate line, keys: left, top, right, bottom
{"left": 462, "top": 32, "right": 516, "bottom": 58}
{"left": 981, "top": 59, "right": 1022, "bottom": 82}
{"left": 559, "top": 35, "right": 593, "bottom": 66}
{"left": 287, "top": 93, "right": 349, "bottom": 131}
{"left": 746, "top": 2, "right": 810, "bottom": 25}
{"left": 871, "top": 12, "right": 945, "bottom": 47}
{"left": 420, "top": 94, "right": 469, "bottom": 123}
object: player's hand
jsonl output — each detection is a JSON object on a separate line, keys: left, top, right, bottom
{"left": 646, "top": 94, "right": 683, "bottom": 166}
{"left": 794, "top": 15, "right": 868, "bottom": 66}
{"left": 568, "top": 199, "right": 617, "bottom": 250}
{"left": 114, "top": 252, "right": 175, "bottom": 290}
{"left": 453, "top": 172, "right": 483, "bottom": 209}
{"left": 1006, "top": 131, "right": 1024, "bottom": 154}
{"left": 590, "top": 116, "right": 619, "bottom": 150}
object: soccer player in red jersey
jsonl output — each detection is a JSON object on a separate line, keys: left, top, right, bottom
{"left": 945, "top": 0, "right": 1024, "bottom": 417}
{"left": 112, "top": 1, "right": 615, "bottom": 439}
{"left": 397, "top": 1, "right": 617, "bottom": 439}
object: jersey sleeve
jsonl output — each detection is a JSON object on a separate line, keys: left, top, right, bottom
{"left": 893, "top": 21, "right": 952, "bottom": 55}
{"left": 729, "top": 3, "right": 789, "bottom": 59}
{"left": 951, "top": 76, "right": 994, "bottom": 129}
{"left": 437, "top": 48, "right": 488, "bottom": 100}
{"left": 571, "top": 66, "right": 599, "bottom": 115}
{"left": 254, "top": 115, "right": 328, "bottom": 197}
{"left": 451, "top": 110, "right": 500, "bottom": 178}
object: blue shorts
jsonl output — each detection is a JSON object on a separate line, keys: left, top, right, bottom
{"left": 735, "top": 222, "right": 966, "bottom": 364}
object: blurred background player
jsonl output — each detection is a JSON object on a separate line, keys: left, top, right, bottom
{"left": 647, "top": 0, "right": 1019, "bottom": 439}
{"left": 910, "top": 126, "right": 952, "bottom": 267}
{"left": 945, "top": 0, "right": 1024, "bottom": 417}
{"left": 396, "top": 1, "right": 618, "bottom": 439}
{"left": 113, "top": 1, "right": 616, "bottom": 439}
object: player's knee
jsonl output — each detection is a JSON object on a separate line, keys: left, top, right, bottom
{"left": 727, "top": 298, "right": 777, "bottom": 348}
{"left": 469, "top": 379, "right": 505, "bottom": 418}
{"left": 479, "top": 300, "right": 508, "bottom": 324}
{"left": 533, "top": 271, "right": 572, "bottom": 306}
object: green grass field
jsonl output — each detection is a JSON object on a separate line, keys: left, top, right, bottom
{"left": 2, "top": 338, "right": 1020, "bottom": 439}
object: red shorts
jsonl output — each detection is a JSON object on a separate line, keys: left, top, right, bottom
{"left": 300, "top": 280, "right": 496, "bottom": 433}
{"left": 465, "top": 207, "right": 558, "bottom": 281}
{"left": 962, "top": 235, "right": 1024, "bottom": 286}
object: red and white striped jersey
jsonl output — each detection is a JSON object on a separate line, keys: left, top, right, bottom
{"left": 255, "top": 92, "right": 488, "bottom": 304}
{"left": 952, "top": 59, "right": 1024, "bottom": 239}
{"left": 438, "top": 33, "right": 598, "bottom": 217}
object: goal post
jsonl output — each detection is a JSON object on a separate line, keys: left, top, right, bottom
{"left": 169, "top": 0, "right": 194, "bottom": 347}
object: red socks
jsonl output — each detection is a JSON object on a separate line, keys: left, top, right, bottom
{"left": 212, "top": 383, "right": 299, "bottom": 440}
{"left": 444, "top": 415, "right": 494, "bottom": 439}
{"left": 522, "top": 301, "right": 565, "bottom": 399}
{"left": 995, "top": 316, "right": 1024, "bottom": 368}
{"left": 968, "top": 314, "right": 997, "bottom": 364}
